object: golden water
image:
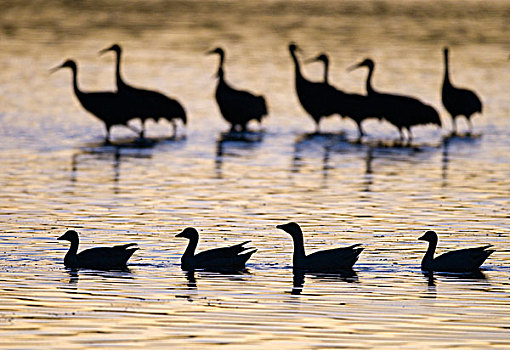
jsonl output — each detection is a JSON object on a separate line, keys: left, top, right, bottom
{"left": 0, "top": 0, "right": 509, "bottom": 348}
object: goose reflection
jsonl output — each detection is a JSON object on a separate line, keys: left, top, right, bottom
{"left": 291, "top": 269, "right": 359, "bottom": 295}
{"left": 422, "top": 270, "right": 487, "bottom": 289}
{"left": 181, "top": 268, "right": 252, "bottom": 291}
{"left": 215, "top": 131, "right": 263, "bottom": 178}
{"left": 61, "top": 267, "right": 133, "bottom": 289}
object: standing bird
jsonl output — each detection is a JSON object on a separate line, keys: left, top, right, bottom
{"left": 276, "top": 222, "right": 363, "bottom": 271}
{"left": 307, "top": 53, "right": 382, "bottom": 140}
{"left": 289, "top": 43, "right": 341, "bottom": 133}
{"left": 51, "top": 59, "right": 139, "bottom": 143}
{"left": 442, "top": 47, "right": 482, "bottom": 135}
{"left": 207, "top": 47, "right": 268, "bottom": 132}
{"left": 99, "top": 44, "right": 187, "bottom": 138}
{"left": 176, "top": 227, "right": 257, "bottom": 271}
{"left": 418, "top": 230, "right": 494, "bottom": 272}
{"left": 57, "top": 230, "right": 138, "bottom": 269}
{"left": 349, "top": 58, "right": 441, "bottom": 143}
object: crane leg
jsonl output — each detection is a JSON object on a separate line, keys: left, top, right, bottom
{"left": 467, "top": 118, "right": 473, "bottom": 136}
{"left": 139, "top": 120, "right": 146, "bottom": 139}
{"left": 104, "top": 125, "right": 112, "bottom": 145}
{"left": 452, "top": 117, "right": 457, "bottom": 136}
{"left": 399, "top": 128, "right": 405, "bottom": 143}
{"left": 406, "top": 128, "right": 413, "bottom": 146}
{"left": 356, "top": 122, "right": 364, "bottom": 143}
{"left": 171, "top": 120, "right": 177, "bottom": 138}
{"left": 315, "top": 121, "right": 321, "bottom": 134}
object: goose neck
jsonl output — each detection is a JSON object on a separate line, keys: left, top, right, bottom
{"left": 64, "top": 237, "right": 79, "bottom": 265}
{"left": 182, "top": 237, "right": 198, "bottom": 258}
{"left": 422, "top": 239, "right": 437, "bottom": 267}
{"left": 291, "top": 233, "right": 306, "bottom": 261}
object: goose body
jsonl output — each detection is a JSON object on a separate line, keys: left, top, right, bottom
{"left": 442, "top": 47, "right": 482, "bottom": 134}
{"left": 310, "top": 53, "right": 382, "bottom": 139}
{"left": 52, "top": 60, "right": 138, "bottom": 142}
{"left": 207, "top": 47, "right": 268, "bottom": 132}
{"left": 100, "top": 44, "right": 187, "bottom": 138}
{"left": 289, "top": 43, "right": 342, "bottom": 133}
{"left": 176, "top": 227, "right": 256, "bottom": 271}
{"left": 418, "top": 230, "right": 494, "bottom": 272}
{"left": 276, "top": 222, "right": 363, "bottom": 271}
{"left": 350, "top": 58, "right": 441, "bottom": 142}
{"left": 57, "top": 230, "right": 138, "bottom": 269}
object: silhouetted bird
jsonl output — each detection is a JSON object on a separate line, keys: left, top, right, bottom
{"left": 442, "top": 47, "right": 482, "bottom": 135}
{"left": 289, "top": 43, "right": 341, "bottom": 133}
{"left": 307, "top": 53, "right": 382, "bottom": 140}
{"left": 100, "top": 44, "right": 187, "bottom": 138}
{"left": 349, "top": 58, "right": 441, "bottom": 142}
{"left": 176, "top": 227, "right": 257, "bottom": 271}
{"left": 51, "top": 60, "right": 139, "bottom": 143}
{"left": 276, "top": 222, "right": 363, "bottom": 271}
{"left": 57, "top": 230, "right": 138, "bottom": 269}
{"left": 207, "top": 47, "right": 268, "bottom": 132}
{"left": 418, "top": 230, "right": 494, "bottom": 272}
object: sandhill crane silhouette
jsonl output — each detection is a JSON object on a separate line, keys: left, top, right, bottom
{"left": 349, "top": 58, "right": 441, "bottom": 143}
{"left": 99, "top": 44, "right": 187, "bottom": 138}
{"left": 289, "top": 43, "right": 341, "bottom": 134}
{"left": 442, "top": 47, "right": 482, "bottom": 135}
{"left": 51, "top": 59, "right": 139, "bottom": 143}
{"left": 206, "top": 47, "right": 268, "bottom": 132}
{"left": 307, "top": 53, "right": 382, "bottom": 140}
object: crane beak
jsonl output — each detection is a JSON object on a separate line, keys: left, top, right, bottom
{"left": 346, "top": 62, "right": 362, "bottom": 72}
{"left": 49, "top": 63, "right": 64, "bottom": 74}
{"left": 304, "top": 57, "right": 319, "bottom": 64}
{"left": 205, "top": 49, "right": 216, "bottom": 55}
{"left": 98, "top": 47, "right": 112, "bottom": 56}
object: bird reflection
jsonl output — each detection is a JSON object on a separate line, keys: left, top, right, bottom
{"left": 181, "top": 268, "right": 251, "bottom": 292}
{"left": 291, "top": 269, "right": 359, "bottom": 295}
{"left": 441, "top": 133, "right": 481, "bottom": 187}
{"left": 215, "top": 131, "right": 263, "bottom": 178}
{"left": 71, "top": 145, "right": 152, "bottom": 193}
{"left": 61, "top": 267, "right": 133, "bottom": 290}
{"left": 422, "top": 270, "right": 487, "bottom": 289}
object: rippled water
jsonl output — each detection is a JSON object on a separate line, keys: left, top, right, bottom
{"left": 0, "top": 0, "right": 509, "bottom": 348}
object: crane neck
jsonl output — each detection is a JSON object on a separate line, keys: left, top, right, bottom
{"left": 290, "top": 50, "right": 303, "bottom": 81}
{"left": 69, "top": 64, "right": 82, "bottom": 97}
{"left": 365, "top": 64, "right": 375, "bottom": 95}
{"left": 322, "top": 60, "right": 329, "bottom": 85}
{"left": 443, "top": 50, "right": 451, "bottom": 86}
{"left": 114, "top": 49, "right": 127, "bottom": 90}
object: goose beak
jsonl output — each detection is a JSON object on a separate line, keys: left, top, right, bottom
{"left": 57, "top": 234, "right": 65, "bottom": 240}
{"left": 275, "top": 224, "right": 283, "bottom": 229}
{"left": 175, "top": 231, "right": 185, "bottom": 238}
{"left": 418, "top": 235, "right": 426, "bottom": 241}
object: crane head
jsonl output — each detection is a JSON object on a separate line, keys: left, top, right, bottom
{"left": 305, "top": 53, "right": 328, "bottom": 65}
{"left": 50, "top": 59, "right": 77, "bottom": 73}
{"left": 347, "top": 58, "right": 374, "bottom": 72}
{"left": 99, "top": 44, "right": 121, "bottom": 56}
{"left": 288, "top": 42, "right": 302, "bottom": 53}
{"left": 206, "top": 47, "right": 224, "bottom": 57}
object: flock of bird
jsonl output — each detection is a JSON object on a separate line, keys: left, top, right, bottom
{"left": 57, "top": 223, "right": 495, "bottom": 274}
{"left": 53, "top": 44, "right": 482, "bottom": 143}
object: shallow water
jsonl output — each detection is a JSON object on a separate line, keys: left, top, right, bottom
{"left": 0, "top": 0, "right": 509, "bottom": 348}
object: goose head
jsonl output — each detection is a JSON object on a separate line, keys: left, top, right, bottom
{"left": 276, "top": 222, "right": 303, "bottom": 238}
{"left": 175, "top": 227, "right": 199, "bottom": 241}
{"left": 347, "top": 58, "right": 374, "bottom": 72}
{"left": 418, "top": 230, "right": 438, "bottom": 243}
{"left": 58, "top": 229, "right": 79, "bottom": 242}
{"left": 50, "top": 59, "right": 77, "bottom": 73}
{"left": 99, "top": 44, "right": 122, "bottom": 56}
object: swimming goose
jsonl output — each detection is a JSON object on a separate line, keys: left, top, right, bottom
{"left": 276, "top": 222, "right": 363, "bottom": 271}
{"left": 418, "top": 230, "right": 494, "bottom": 272}
{"left": 57, "top": 230, "right": 138, "bottom": 269}
{"left": 176, "top": 227, "right": 257, "bottom": 271}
